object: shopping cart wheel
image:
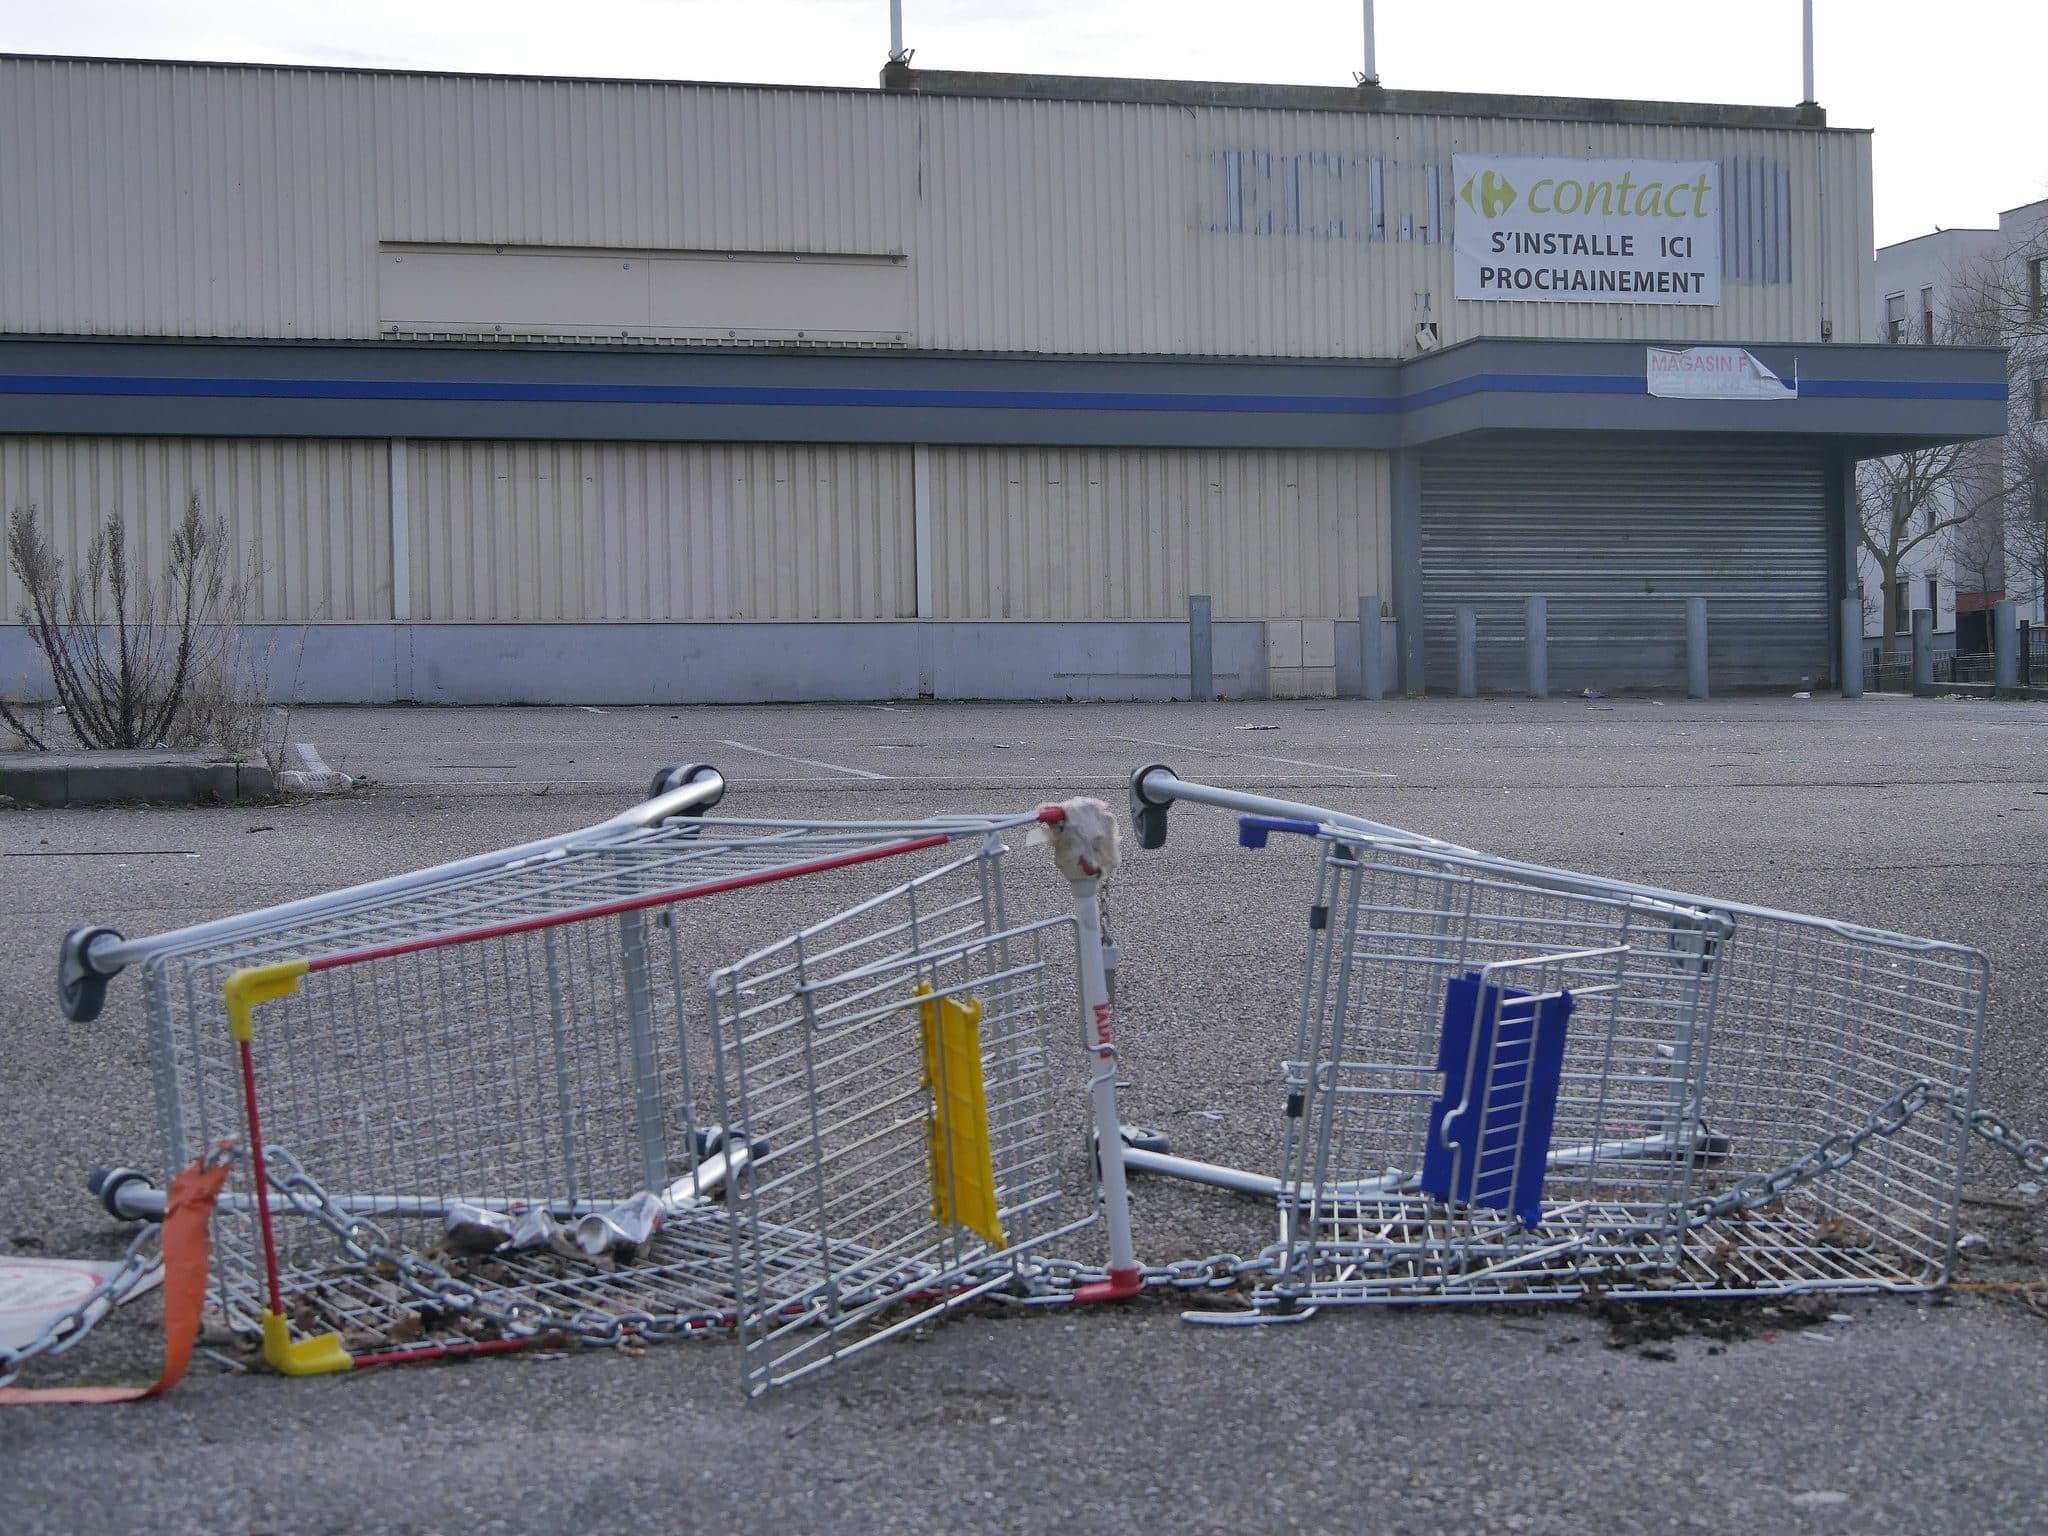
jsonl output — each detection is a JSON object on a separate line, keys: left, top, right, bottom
{"left": 1128, "top": 763, "right": 1175, "bottom": 850}
{"left": 1692, "top": 1121, "right": 1734, "bottom": 1163}
{"left": 1090, "top": 1125, "right": 1171, "bottom": 1179}
{"left": 88, "top": 1166, "right": 162, "bottom": 1223}
{"left": 58, "top": 925, "right": 123, "bottom": 1023}
{"left": 648, "top": 763, "right": 723, "bottom": 805}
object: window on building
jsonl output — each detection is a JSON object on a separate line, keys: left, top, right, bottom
{"left": 2031, "top": 257, "right": 2047, "bottom": 318}
{"left": 2035, "top": 375, "right": 2048, "bottom": 421}
{"left": 1928, "top": 576, "right": 1941, "bottom": 621}
{"left": 1921, "top": 286, "right": 1936, "bottom": 343}
{"left": 1893, "top": 579, "right": 1911, "bottom": 634}
{"left": 1885, "top": 292, "right": 1908, "bottom": 344}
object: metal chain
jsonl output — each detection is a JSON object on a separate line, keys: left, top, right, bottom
{"left": 1045, "top": 1082, "right": 2048, "bottom": 1301}
{"left": 1957, "top": 1101, "right": 2048, "bottom": 1179}
{"left": 265, "top": 1149, "right": 731, "bottom": 1350}
{"left": 1139, "top": 1253, "right": 1278, "bottom": 1292}
{"left": 1680, "top": 1083, "right": 2048, "bottom": 1231}
{"left": 0, "top": 1220, "right": 164, "bottom": 1390}
{"left": 1674, "top": 1079, "right": 1949, "bottom": 1231}
{"left": 0, "top": 1144, "right": 237, "bottom": 1391}
{"left": 22, "top": 1087, "right": 2048, "bottom": 1377}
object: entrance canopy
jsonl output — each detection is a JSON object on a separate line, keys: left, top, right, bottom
{"left": 0, "top": 336, "right": 2006, "bottom": 457}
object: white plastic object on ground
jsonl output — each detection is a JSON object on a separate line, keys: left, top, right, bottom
{"left": 0, "top": 1255, "right": 163, "bottom": 1351}
{"left": 1032, "top": 797, "right": 1122, "bottom": 883}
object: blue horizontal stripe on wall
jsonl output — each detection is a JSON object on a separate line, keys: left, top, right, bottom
{"left": 0, "top": 370, "right": 2005, "bottom": 413}
{"left": 0, "top": 372, "right": 1395, "bottom": 414}
{"left": 1798, "top": 377, "right": 2007, "bottom": 402}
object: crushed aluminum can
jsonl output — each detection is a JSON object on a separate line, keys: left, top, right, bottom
{"left": 501, "top": 1204, "right": 562, "bottom": 1254}
{"left": 573, "top": 1191, "right": 663, "bottom": 1259}
{"left": 443, "top": 1203, "right": 515, "bottom": 1254}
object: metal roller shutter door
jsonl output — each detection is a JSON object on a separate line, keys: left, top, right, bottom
{"left": 1422, "top": 435, "right": 1831, "bottom": 693}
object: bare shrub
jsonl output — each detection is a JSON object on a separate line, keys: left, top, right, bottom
{"left": 6, "top": 496, "right": 259, "bottom": 752}
{"left": 0, "top": 695, "right": 49, "bottom": 751}
{"left": 167, "top": 627, "right": 273, "bottom": 761}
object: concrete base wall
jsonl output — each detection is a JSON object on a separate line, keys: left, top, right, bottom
{"left": 0, "top": 622, "right": 1269, "bottom": 706}
{"left": 1333, "top": 618, "right": 1402, "bottom": 697}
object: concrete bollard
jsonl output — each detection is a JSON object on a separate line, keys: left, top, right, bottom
{"left": 1911, "top": 608, "right": 1934, "bottom": 697}
{"left": 1839, "top": 597, "right": 1864, "bottom": 699}
{"left": 1685, "top": 596, "right": 1709, "bottom": 700}
{"left": 1525, "top": 596, "right": 1548, "bottom": 699}
{"left": 1358, "top": 593, "right": 1385, "bottom": 701}
{"left": 1188, "top": 594, "right": 1213, "bottom": 701}
{"left": 1455, "top": 605, "right": 1477, "bottom": 697}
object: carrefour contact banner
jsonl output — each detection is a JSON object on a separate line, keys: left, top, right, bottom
{"left": 1453, "top": 156, "right": 1721, "bottom": 305}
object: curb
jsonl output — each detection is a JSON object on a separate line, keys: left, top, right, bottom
{"left": 0, "top": 752, "right": 276, "bottom": 807}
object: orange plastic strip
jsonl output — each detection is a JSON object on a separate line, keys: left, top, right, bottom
{"left": 0, "top": 1155, "right": 230, "bottom": 1404}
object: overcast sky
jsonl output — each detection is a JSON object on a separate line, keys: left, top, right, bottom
{"left": 4, "top": 0, "right": 2040, "bottom": 247}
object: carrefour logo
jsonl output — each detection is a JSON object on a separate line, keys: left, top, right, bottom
{"left": 1460, "top": 169, "right": 1518, "bottom": 218}
{"left": 1462, "top": 161, "right": 1714, "bottom": 221}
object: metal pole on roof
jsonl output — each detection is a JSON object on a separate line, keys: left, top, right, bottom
{"left": 1360, "top": 0, "right": 1380, "bottom": 85}
{"left": 889, "top": 0, "right": 908, "bottom": 63}
{"left": 1800, "top": 0, "right": 1815, "bottom": 103}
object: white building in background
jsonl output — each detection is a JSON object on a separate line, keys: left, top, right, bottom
{"left": 1862, "top": 226, "right": 2001, "bottom": 654}
{"left": 1861, "top": 198, "right": 2048, "bottom": 659}
{"left": 0, "top": 55, "right": 2006, "bottom": 702}
{"left": 2000, "top": 196, "right": 2048, "bottom": 629}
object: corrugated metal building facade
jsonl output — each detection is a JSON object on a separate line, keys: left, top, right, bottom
{"left": 0, "top": 56, "right": 2006, "bottom": 701}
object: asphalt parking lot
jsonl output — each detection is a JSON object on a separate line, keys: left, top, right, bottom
{"left": 5, "top": 693, "right": 2048, "bottom": 1534}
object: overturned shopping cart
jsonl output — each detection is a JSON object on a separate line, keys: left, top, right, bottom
{"left": 47, "top": 767, "right": 1141, "bottom": 1395}
{"left": 1120, "top": 765, "right": 1992, "bottom": 1319}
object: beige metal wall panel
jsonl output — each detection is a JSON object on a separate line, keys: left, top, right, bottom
{"left": 0, "top": 59, "right": 379, "bottom": 338}
{"left": 926, "top": 446, "right": 1387, "bottom": 621}
{"left": 0, "top": 56, "right": 1870, "bottom": 354}
{"left": 0, "top": 436, "right": 391, "bottom": 621}
{"left": 406, "top": 441, "right": 914, "bottom": 622}
{"left": 369, "top": 74, "right": 913, "bottom": 257}
{"left": 381, "top": 245, "right": 911, "bottom": 344}
{"left": 0, "top": 58, "right": 910, "bottom": 340}
{"left": 915, "top": 96, "right": 1873, "bottom": 355}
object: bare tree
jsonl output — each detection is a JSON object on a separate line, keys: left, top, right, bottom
{"left": 5, "top": 495, "right": 256, "bottom": 751}
{"left": 1860, "top": 222, "right": 2048, "bottom": 651}
{"left": 1957, "top": 212, "right": 2048, "bottom": 621}
{"left": 1858, "top": 440, "right": 2000, "bottom": 648}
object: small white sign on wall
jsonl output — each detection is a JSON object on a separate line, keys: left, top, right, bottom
{"left": 1647, "top": 346, "right": 1797, "bottom": 400}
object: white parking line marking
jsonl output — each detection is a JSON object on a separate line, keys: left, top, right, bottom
{"left": 1105, "top": 735, "right": 1394, "bottom": 779}
{"left": 716, "top": 738, "right": 891, "bottom": 780}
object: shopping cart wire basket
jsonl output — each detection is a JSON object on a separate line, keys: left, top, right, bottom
{"left": 60, "top": 767, "right": 1143, "bottom": 1393}
{"left": 1123, "top": 765, "right": 1989, "bottom": 1320}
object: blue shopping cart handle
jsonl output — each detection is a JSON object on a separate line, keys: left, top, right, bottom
{"left": 1238, "top": 814, "right": 1325, "bottom": 849}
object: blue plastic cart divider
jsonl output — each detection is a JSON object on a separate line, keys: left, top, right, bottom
{"left": 1421, "top": 972, "right": 1575, "bottom": 1230}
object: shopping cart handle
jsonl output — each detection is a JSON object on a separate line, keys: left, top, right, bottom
{"left": 1238, "top": 815, "right": 1324, "bottom": 849}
